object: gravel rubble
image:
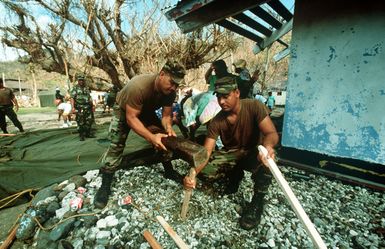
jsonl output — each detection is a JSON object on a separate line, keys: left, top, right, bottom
{"left": 13, "top": 159, "right": 385, "bottom": 248}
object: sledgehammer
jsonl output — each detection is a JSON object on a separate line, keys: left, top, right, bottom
{"left": 258, "top": 145, "right": 327, "bottom": 249}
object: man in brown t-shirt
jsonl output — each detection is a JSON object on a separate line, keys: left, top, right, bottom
{"left": 0, "top": 78, "right": 24, "bottom": 134}
{"left": 184, "top": 76, "right": 279, "bottom": 230}
{"left": 94, "top": 60, "right": 186, "bottom": 209}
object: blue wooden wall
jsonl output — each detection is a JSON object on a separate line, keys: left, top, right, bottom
{"left": 282, "top": 0, "right": 385, "bottom": 164}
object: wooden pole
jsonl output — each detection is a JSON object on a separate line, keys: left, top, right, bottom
{"left": 258, "top": 145, "right": 327, "bottom": 249}
{"left": 180, "top": 168, "right": 196, "bottom": 220}
{"left": 0, "top": 224, "right": 18, "bottom": 249}
{"left": 143, "top": 230, "right": 163, "bottom": 249}
{"left": 156, "top": 216, "right": 189, "bottom": 249}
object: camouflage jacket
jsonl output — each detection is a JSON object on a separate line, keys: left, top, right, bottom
{"left": 70, "top": 85, "right": 92, "bottom": 107}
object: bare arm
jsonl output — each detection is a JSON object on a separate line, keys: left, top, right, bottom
{"left": 204, "top": 66, "right": 213, "bottom": 84}
{"left": 258, "top": 115, "right": 279, "bottom": 162}
{"left": 11, "top": 97, "right": 19, "bottom": 112}
{"left": 161, "top": 106, "right": 176, "bottom": 137}
{"left": 125, "top": 104, "right": 168, "bottom": 151}
{"left": 184, "top": 137, "right": 216, "bottom": 189}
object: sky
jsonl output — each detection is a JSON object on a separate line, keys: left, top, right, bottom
{"left": 0, "top": 0, "right": 294, "bottom": 62}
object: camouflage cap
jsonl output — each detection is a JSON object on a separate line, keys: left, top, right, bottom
{"left": 213, "top": 76, "right": 238, "bottom": 95}
{"left": 76, "top": 74, "right": 85, "bottom": 81}
{"left": 162, "top": 60, "right": 186, "bottom": 85}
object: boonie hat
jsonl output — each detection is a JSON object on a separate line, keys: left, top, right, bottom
{"left": 233, "top": 59, "right": 247, "bottom": 69}
{"left": 162, "top": 60, "right": 186, "bottom": 85}
{"left": 213, "top": 76, "right": 238, "bottom": 95}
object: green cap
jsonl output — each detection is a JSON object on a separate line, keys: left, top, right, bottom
{"left": 213, "top": 76, "right": 238, "bottom": 95}
{"left": 162, "top": 60, "right": 186, "bottom": 85}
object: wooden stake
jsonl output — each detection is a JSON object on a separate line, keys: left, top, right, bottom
{"left": 180, "top": 168, "right": 196, "bottom": 220}
{"left": 0, "top": 224, "right": 18, "bottom": 249}
{"left": 258, "top": 145, "right": 327, "bottom": 249}
{"left": 156, "top": 216, "right": 189, "bottom": 249}
{"left": 143, "top": 230, "right": 163, "bottom": 249}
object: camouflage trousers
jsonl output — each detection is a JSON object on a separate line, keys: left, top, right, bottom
{"left": 0, "top": 105, "right": 24, "bottom": 133}
{"left": 202, "top": 147, "right": 272, "bottom": 194}
{"left": 101, "top": 105, "right": 163, "bottom": 173}
{"left": 75, "top": 105, "right": 93, "bottom": 135}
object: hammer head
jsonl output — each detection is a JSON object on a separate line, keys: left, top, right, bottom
{"left": 161, "top": 136, "right": 208, "bottom": 167}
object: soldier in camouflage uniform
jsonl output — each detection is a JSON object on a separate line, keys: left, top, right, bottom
{"left": 94, "top": 60, "right": 186, "bottom": 209}
{"left": 184, "top": 76, "right": 279, "bottom": 230}
{"left": 70, "top": 75, "right": 94, "bottom": 141}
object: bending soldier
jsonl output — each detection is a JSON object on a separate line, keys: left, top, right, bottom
{"left": 94, "top": 60, "right": 186, "bottom": 209}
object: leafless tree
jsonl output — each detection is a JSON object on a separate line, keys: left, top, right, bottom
{"left": 0, "top": 0, "right": 238, "bottom": 91}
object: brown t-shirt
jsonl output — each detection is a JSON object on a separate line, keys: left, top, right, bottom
{"left": 0, "top": 87, "right": 15, "bottom": 106}
{"left": 116, "top": 74, "right": 176, "bottom": 112}
{"left": 207, "top": 99, "right": 268, "bottom": 150}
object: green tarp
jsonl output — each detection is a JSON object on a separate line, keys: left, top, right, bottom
{"left": 0, "top": 124, "right": 152, "bottom": 201}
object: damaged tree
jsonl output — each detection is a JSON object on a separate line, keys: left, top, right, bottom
{"left": 0, "top": 0, "right": 238, "bottom": 91}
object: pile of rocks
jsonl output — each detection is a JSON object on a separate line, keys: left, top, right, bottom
{"left": 14, "top": 160, "right": 385, "bottom": 248}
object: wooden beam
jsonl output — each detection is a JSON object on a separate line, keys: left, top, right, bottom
{"left": 273, "top": 47, "right": 290, "bottom": 62}
{"left": 232, "top": 13, "right": 272, "bottom": 36}
{"left": 253, "top": 19, "right": 293, "bottom": 54}
{"left": 249, "top": 6, "right": 282, "bottom": 29}
{"left": 166, "top": 0, "right": 268, "bottom": 33}
{"left": 217, "top": 19, "right": 264, "bottom": 43}
{"left": 267, "top": 0, "right": 293, "bottom": 22}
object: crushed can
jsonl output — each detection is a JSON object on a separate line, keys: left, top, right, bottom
{"left": 118, "top": 195, "right": 132, "bottom": 206}
{"left": 70, "top": 196, "right": 83, "bottom": 211}
{"left": 77, "top": 187, "right": 87, "bottom": 194}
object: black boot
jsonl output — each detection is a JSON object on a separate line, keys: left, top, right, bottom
{"left": 94, "top": 172, "right": 114, "bottom": 209}
{"left": 79, "top": 131, "right": 85, "bottom": 141}
{"left": 163, "top": 161, "right": 183, "bottom": 183}
{"left": 239, "top": 193, "right": 265, "bottom": 230}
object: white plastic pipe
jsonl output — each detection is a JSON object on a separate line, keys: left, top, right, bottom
{"left": 258, "top": 145, "right": 327, "bottom": 249}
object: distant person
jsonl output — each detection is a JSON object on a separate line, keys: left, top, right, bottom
{"left": 204, "top": 60, "right": 233, "bottom": 92}
{"left": 94, "top": 60, "right": 186, "bottom": 209}
{"left": 233, "top": 59, "right": 252, "bottom": 99}
{"left": 254, "top": 91, "right": 267, "bottom": 104}
{"left": 155, "top": 101, "right": 189, "bottom": 139}
{"left": 70, "top": 74, "right": 95, "bottom": 141}
{"left": 181, "top": 91, "right": 221, "bottom": 141}
{"left": 251, "top": 69, "right": 262, "bottom": 97}
{"left": 266, "top": 91, "right": 275, "bottom": 114}
{"left": 103, "top": 86, "right": 118, "bottom": 114}
{"left": 0, "top": 78, "right": 24, "bottom": 134}
{"left": 55, "top": 87, "right": 64, "bottom": 106}
{"left": 57, "top": 97, "right": 72, "bottom": 127}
